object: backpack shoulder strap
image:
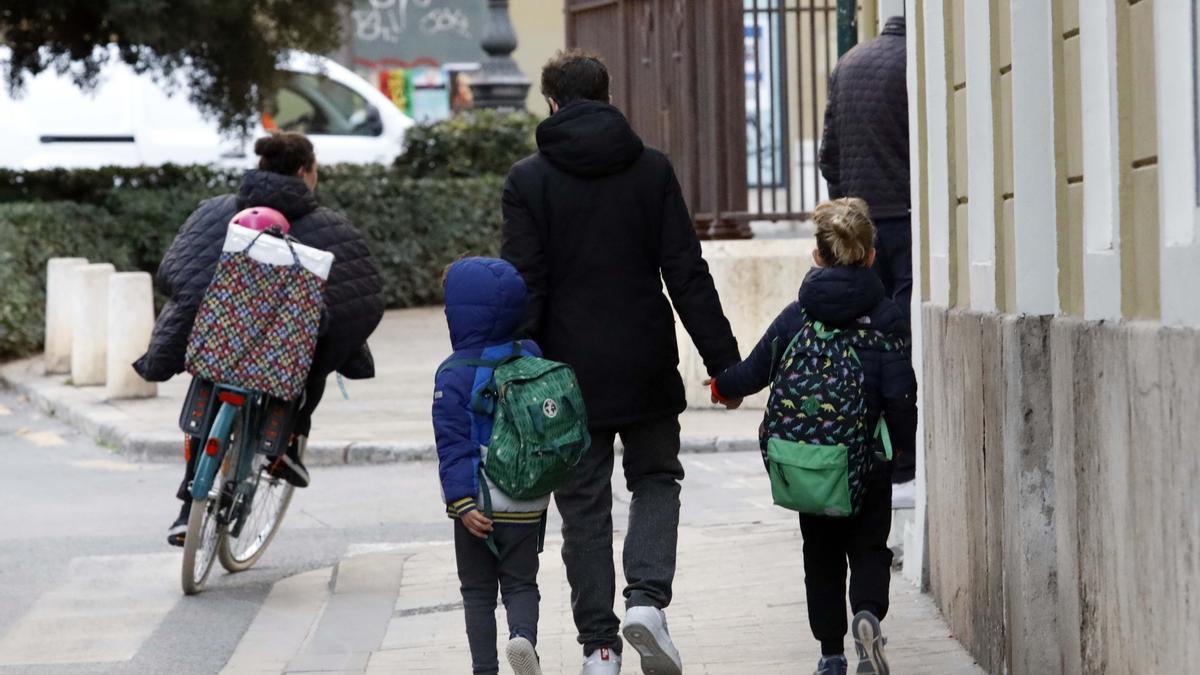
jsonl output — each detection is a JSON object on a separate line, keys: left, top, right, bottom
{"left": 436, "top": 357, "right": 503, "bottom": 377}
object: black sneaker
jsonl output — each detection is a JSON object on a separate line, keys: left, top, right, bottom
{"left": 267, "top": 440, "right": 310, "bottom": 488}
{"left": 814, "top": 655, "right": 848, "bottom": 675}
{"left": 167, "top": 502, "right": 190, "bottom": 547}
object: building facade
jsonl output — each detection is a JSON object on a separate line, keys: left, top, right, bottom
{"left": 906, "top": 0, "right": 1200, "bottom": 672}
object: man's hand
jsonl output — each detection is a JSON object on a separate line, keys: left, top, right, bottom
{"left": 461, "top": 510, "right": 494, "bottom": 539}
{"left": 703, "top": 378, "right": 743, "bottom": 410}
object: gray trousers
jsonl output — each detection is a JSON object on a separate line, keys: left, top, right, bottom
{"left": 554, "top": 415, "right": 684, "bottom": 655}
{"left": 455, "top": 520, "right": 541, "bottom": 675}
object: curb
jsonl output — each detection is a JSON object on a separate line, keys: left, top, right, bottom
{"left": 1, "top": 369, "right": 760, "bottom": 465}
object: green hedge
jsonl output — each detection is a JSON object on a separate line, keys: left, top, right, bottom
{"left": 0, "top": 166, "right": 504, "bottom": 360}
{"left": 395, "top": 109, "right": 538, "bottom": 178}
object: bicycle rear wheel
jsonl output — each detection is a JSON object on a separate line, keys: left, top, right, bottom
{"left": 217, "top": 439, "right": 304, "bottom": 572}
{"left": 181, "top": 443, "right": 238, "bottom": 595}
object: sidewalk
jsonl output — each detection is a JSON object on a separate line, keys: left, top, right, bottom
{"left": 0, "top": 307, "right": 762, "bottom": 465}
{"left": 224, "top": 526, "right": 984, "bottom": 674}
{"left": 217, "top": 451, "right": 982, "bottom": 674}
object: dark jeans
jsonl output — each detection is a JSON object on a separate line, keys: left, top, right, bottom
{"left": 455, "top": 520, "right": 541, "bottom": 675}
{"left": 799, "top": 465, "right": 893, "bottom": 657}
{"left": 175, "top": 373, "right": 326, "bottom": 504}
{"left": 555, "top": 415, "right": 684, "bottom": 655}
{"left": 872, "top": 216, "right": 913, "bottom": 329}
{"left": 872, "top": 216, "right": 915, "bottom": 483}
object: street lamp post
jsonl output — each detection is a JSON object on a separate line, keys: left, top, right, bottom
{"left": 469, "top": 0, "right": 531, "bottom": 111}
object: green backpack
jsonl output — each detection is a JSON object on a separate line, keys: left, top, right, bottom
{"left": 483, "top": 352, "right": 591, "bottom": 500}
{"left": 445, "top": 342, "right": 592, "bottom": 502}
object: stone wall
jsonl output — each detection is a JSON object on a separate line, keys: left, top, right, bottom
{"left": 676, "top": 238, "right": 814, "bottom": 410}
{"left": 922, "top": 304, "right": 1200, "bottom": 674}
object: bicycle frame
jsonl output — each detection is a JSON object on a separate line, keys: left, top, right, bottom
{"left": 189, "top": 384, "right": 262, "bottom": 506}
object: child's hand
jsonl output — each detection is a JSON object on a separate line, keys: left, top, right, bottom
{"left": 702, "top": 378, "right": 743, "bottom": 410}
{"left": 461, "top": 510, "right": 494, "bottom": 539}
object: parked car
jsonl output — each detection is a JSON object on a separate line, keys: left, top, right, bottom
{"left": 0, "top": 49, "right": 413, "bottom": 169}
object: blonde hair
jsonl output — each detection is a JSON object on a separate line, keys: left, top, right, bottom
{"left": 813, "top": 197, "right": 875, "bottom": 267}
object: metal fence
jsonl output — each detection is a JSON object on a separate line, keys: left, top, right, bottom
{"left": 743, "top": 0, "right": 839, "bottom": 226}
{"left": 565, "top": 0, "right": 839, "bottom": 237}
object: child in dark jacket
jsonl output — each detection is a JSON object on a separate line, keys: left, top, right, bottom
{"left": 710, "top": 198, "right": 917, "bottom": 675}
{"left": 433, "top": 257, "right": 548, "bottom": 675}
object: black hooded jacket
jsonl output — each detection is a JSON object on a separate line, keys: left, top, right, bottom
{"left": 133, "top": 170, "right": 385, "bottom": 386}
{"left": 501, "top": 100, "right": 741, "bottom": 428}
{"left": 819, "top": 16, "right": 909, "bottom": 220}
{"left": 713, "top": 265, "right": 918, "bottom": 459}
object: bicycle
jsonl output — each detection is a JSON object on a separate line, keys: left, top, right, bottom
{"left": 180, "top": 381, "right": 303, "bottom": 595}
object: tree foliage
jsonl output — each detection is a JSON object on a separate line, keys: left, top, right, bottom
{"left": 0, "top": 0, "right": 350, "bottom": 132}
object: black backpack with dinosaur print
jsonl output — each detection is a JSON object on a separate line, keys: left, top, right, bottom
{"left": 759, "top": 310, "right": 901, "bottom": 517}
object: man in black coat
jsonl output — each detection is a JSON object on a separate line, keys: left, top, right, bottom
{"left": 819, "top": 15, "right": 917, "bottom": 490}
{"left": 501, "top": 50, "right": 740, "bottom": 675}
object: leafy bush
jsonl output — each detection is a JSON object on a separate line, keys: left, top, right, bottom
{"left": 395, "top": 109, "right": 539, "bottom": 179}
{"left": 0, "top": 166, "right": 504, "bottom": 359}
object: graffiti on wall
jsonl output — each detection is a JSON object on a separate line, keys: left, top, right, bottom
{"left": 352, "top": 0, "right": 473, "bottom": 43}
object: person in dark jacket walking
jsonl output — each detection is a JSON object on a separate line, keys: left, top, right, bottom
{"left": 711, "top": 198, "right": 917, "bottom": 675}
{"left": 135, "top": 132, "right": 385, "bottom": 546}
{"left": 501, "top": 50, "right": 741, "bottom": 675}
{"left": 433, "top": 257, "right": 547, "bottom": 675}
{"left": 819, "top": 15, "right": 917, "bottom": 491}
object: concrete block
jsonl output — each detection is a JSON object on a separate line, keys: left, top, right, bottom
{"left": 1049, "top": 317, "right": 1084, "bottom": 675}
{"left": 105, "top": 272, "right": 156, "bottom": 400}
{"left": 1000, "top": 314, "right": 1059, "bottom": 675}
{"left": 43, "top": 257, "right": 88, "bottom": 374}
{"left": 70, "top": 263, "right": 115, "bottom": 386}
{"left": 676, "top": 239, "right": 813, "bottom": 409}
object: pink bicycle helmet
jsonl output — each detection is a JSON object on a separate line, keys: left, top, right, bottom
{"left": 230, "top": 206, "right": 291, "bottom": 234}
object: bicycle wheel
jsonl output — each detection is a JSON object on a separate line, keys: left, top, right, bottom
{"left": 180, "top": 442, "right": 237, "bottom": 595}
{"left": 217, "top": 438, "right": 305, "bottom": 572}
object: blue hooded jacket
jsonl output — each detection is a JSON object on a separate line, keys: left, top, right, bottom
{"left": 433, "top": 257, "right": 543, "bottom": 519}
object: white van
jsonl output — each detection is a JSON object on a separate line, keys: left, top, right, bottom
{"left": 0, "top": 49, "right": 414, "bottom": 169}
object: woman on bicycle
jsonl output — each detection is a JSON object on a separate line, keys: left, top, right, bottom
{"left": 134, "top": 132, "right": 385, "bottom": 546}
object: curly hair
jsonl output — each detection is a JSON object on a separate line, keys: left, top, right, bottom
{"left": 541, "top": 48, "right": 609, "bottom": 106}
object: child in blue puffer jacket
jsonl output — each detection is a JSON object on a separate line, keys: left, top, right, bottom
{"left": 432, "top": 257, "right": 547, "bottom": 675}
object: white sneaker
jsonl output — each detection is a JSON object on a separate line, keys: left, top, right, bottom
{"left": 622, "top": 606, "right": 683, "bottom": 675}
{"left": 506, "top": 636, "right": 542, "bottom": 675}
{"left": 581, "top": 646, "right": 621, "bottom": 674}
{"left": 891, "top": 480, "right": 915, "bottom": 509}
{"left": 852, "top": 610, "right": 890, "bottom": 675}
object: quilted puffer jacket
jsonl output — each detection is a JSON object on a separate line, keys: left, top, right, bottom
{"left": 133, "top": 170, "right": 384, "bottom": 385}
{"left": 818, "top": 16, "right": 910, "bottom": 220}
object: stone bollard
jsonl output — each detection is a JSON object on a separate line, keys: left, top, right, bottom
{"left": 44, "top": 257, "right": 89, "bottom": 374}
{"left": 105, "top": 272, "right": 157, "bottom": 399}
{"left": 70, "top": 263, "right": 116, "bottom": 386}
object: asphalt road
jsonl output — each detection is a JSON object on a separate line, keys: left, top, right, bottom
{"left": 0, "top": 390, "right": 454, "bottom": 675}
{"left": 0, "top": 389, "right": 782, "bottom": 675}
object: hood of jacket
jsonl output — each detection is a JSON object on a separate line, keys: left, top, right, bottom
{"left": 536, "top": 100, "right": 645, "bottom": 178}
{"left": 236, "top": 170, "right": 319, "bottom": 222}
{"left": 797, "top": 265, "right": 888, "bottom": 327}
{"left": 444, "top": 257, "right": 527, "bottom": 350}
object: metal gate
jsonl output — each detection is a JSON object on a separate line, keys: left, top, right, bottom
{"left": 565, "top": 0, "right": 840, "bottom": 238}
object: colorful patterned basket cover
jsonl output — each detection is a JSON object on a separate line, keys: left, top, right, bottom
{"left": 185, "top": 231, "right": 326, "bottom": 401}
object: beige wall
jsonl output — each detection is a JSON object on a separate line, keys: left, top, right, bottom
{"left": 1056, "top": 0, "right": 1084, "bottom": 316}
{"left": 921, "top": 0, "right": 1160, "bottom": 320}
{"left": 1118, "top": 0, "right": 1159, "bottom": 319}
{"left": 510, "top": 0, "right": 566, "bottom": 114}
